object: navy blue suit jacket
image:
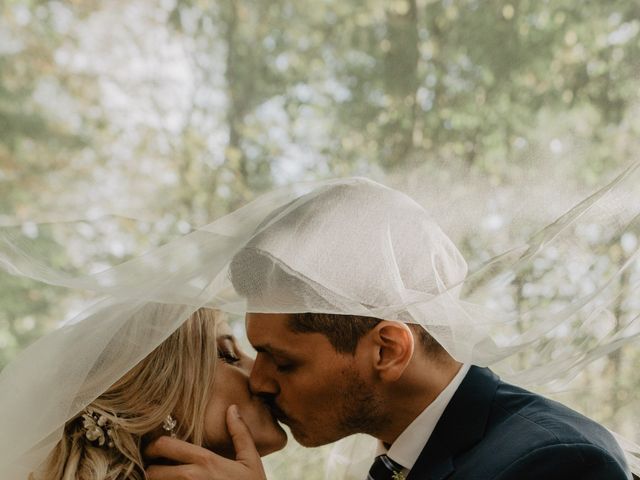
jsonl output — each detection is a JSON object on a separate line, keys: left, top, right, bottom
{"left": 407, "top": 366, "right": 631, "bottom": 479}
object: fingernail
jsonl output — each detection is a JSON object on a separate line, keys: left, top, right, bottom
{"left": 230, "top": 404, "right": 241, "bottom": 418}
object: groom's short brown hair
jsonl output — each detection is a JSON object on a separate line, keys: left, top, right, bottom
{"left": 288, "top": 312, "right": 445, "bottom": 356}
{"left": 230, "top": 249, "right": 447, "bottom": 357}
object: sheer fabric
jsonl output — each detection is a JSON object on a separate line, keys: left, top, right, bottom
{"left": 1, "top": 168, "right": 639, "bottom": 478}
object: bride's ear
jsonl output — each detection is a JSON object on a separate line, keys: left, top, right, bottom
{"left": 369, "top": 321, "right": 414, "bottom": 382}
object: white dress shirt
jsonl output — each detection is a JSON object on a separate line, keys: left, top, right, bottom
{"left": 376, "top": 364, "right": 471, "bottom": 476}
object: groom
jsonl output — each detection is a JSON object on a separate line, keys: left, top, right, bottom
{"left": 147, "top": 179, "right": 632, "bottom": 479}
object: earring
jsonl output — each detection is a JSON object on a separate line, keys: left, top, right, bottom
{"left": 162, "top": 414, "right": 177, "bottom": 438}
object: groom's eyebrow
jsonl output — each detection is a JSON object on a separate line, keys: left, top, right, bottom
{"left": 254, "top": 343, "right": 292, "bottom": 357}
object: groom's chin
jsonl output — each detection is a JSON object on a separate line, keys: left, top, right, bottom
{"left": 290, "top": 427, "right": 347, "bottom": 448}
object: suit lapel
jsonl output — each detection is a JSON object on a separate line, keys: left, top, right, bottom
{"left": 408, "top": 367, "right": 500, "bottom": 480}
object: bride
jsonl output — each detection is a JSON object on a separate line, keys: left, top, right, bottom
{"left": 29, "top": 307, "right": 286, "bottom": 480}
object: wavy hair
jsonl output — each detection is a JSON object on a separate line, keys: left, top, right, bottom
{"left": 31, "top": 307, "right": 220, "bottom": 480}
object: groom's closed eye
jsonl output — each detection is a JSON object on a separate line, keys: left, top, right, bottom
{"left": 254, "top": 345, "right": 300, "bottom": 373}
{"left": 273, "top": 358, "right": 297, "bottom": 373}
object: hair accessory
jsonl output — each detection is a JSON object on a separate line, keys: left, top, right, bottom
{"left": 162, "top": 414, "right": 177, "bottom": 437}
{"left": 81, "top": 409, "right": 116, "bottom": 448}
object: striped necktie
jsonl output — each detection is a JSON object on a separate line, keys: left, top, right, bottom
{"left": 367, "top": 454, "right": 406, "bottom": 480}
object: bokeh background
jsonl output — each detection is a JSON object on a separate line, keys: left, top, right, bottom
{"left": 2, "top": 0, "right": 640, "bottom": 477}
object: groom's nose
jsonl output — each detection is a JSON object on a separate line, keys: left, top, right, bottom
{"left": 249, "top": 353, "right": 280, "bottom": 396}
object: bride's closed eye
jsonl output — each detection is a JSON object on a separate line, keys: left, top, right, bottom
{"left": 218, "top": 348, "right": 240, "bottom": 364}
{"left": 217, "top": 335, "right": 241, "bottom": 364}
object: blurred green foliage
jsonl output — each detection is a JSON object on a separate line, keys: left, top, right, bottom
{"left": 1, "top": 0, "right": 639, "bottom": 475}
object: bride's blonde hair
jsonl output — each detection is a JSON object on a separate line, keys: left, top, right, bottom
{"left": 31, "top": 307, "right": 220, "bottom": 480}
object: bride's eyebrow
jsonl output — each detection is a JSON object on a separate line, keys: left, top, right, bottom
{"left": 217, "top": 334, "right": 238, "bottom": 350}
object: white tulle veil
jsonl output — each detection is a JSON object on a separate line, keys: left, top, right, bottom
{"left": 1, "top": 166, "right": 639, "bottom": 479}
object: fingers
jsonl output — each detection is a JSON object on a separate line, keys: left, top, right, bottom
{"left": 226, "top": 405, "right": 262, "bottom": 467}
{"left": 145, "top": 436, "right": 210, "bottom": 466}
{"left": 145, "top": 408, "right": 265, "bottom": 480}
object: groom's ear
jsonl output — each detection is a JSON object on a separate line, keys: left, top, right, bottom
{"left": 368, "top": 321, "right": 414, "bottom": 383}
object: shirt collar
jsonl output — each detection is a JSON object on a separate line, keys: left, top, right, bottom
{"left": 376, "top": 364, "right": 471, "bottom": 470}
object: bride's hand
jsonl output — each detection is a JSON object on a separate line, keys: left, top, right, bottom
{"left": 145, "top": 405, "right": 267, "bottom": 480}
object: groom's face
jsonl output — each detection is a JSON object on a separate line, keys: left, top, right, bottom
{"left": 246, "top": 313, "right": 384, "bottom": 447}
